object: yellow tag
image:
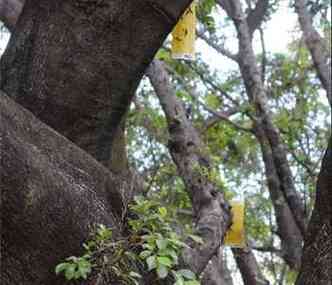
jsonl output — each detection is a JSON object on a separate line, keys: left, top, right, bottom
{"left": 171, "top": 2, "right": 196, "bottom": 60}
{"left": 224, "top": 201, "right": 245, "bottom": 248}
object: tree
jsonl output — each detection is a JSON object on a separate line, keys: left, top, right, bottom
{"left": 0, "top": 0, "right": 198, "bottom": 284}
{"left": 1, "top": 0, "right": 331, "bottom": 284}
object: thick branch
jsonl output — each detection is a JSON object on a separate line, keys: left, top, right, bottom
{"left": 247, "top": 0, "right": 269, "bottom": 35}
{"left": 0, "top": 0, "right": 194, "bottom": 170}
{"left": 296, "top": 136, "right": 332, "bottom": 284}
{"left": 197, "top": 31, "right": 239, "bottom": 62}
{"left": 232, "top": 246, "right": 270, "bottom": 285}
{"left": 0, "top": 0, "right": 24, "bottom": 31}
{"left": 294, "top": 0, "right": 331, "bottom": 105}
{"left": 0, "top": 92, "right": 130, "bottom": 284}
{"left": 147, "top": 59, "right": 231, "bottom": 276}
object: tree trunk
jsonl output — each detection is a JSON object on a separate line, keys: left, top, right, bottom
{"left": 296, "top": 136, "right": 332, "bottom": 284}
{"left": 147, "top": 60, "right": 231, "bottom": 278}
{"left": 148, "top": 60, "right": 270, "bottom": 284}
{"left": 0, "top": 0, "right": 192, "bottom": 169}
{"left": 0, "top": 0, "right": 195, "bottom": 283}
{"left": 232, "top": 246, "right": 270, "bottom": 285}
{"left": 0, "top": 92, "right": 127, "bottom": 284}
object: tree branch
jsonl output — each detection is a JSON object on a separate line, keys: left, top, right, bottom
{"left": 147, "top": 59, "right": 232, "bottom": 276}
{"left": 0, "top": 0, "right": 24, "bottom": 31}
{"left": 247, "top": 0, "right": 269, "bottom": 36}
{"left": 294, "top": 0, "right": 331, "bottom": 105}
{"left": 197, "top": 30, "right": 239, "bottom": 62}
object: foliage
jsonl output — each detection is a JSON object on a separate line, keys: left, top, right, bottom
{"left": 56, "top": 195, "right": 201, "bottom": 284}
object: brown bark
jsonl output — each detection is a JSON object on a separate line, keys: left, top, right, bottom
{"left": 147, "top": 60, "right": 231, "bottom": 277}
{"left": 202, "top": 247, "right": 234, "bottom": 285}
{"left": 254, "top": 124, "right": 302, "bottom": 269}
{"left": 0, "top": 0, "right": 195, "bottom": 283}
{"left": 0, "top": 92, "right": 127, "bottom": 284}
{"left": 296, "top": 136, "right": 332, "bottom": 284}
{"left": 294, "top": 1, "right": 332, "bottom": 283}
{"left": 0, "top": 0, "right": 193, "bottom": 170}
{"left": 0, "top": 0, "right": 23, "bottom": 30}
{"left": 232, "top": 246, "right": 270, "bottom": 285}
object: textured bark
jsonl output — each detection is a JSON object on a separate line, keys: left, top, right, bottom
{"left": 0, "top": 0, "right": 193, "bottom": 170}
{"left": 0, "top": 0, "right": 195, "bottom": 283}
{"left": 0, "top": 92, "right": 128, "bottom": 284}
{"left": 294, "top": 1, "right": 332, "bottom": 282}
{"left": 295, "top": 0, "right": 331, "bottom": 105}
{"left": 0, "top": 0, "right": 23, "bottom": 30}
{"left": 296, "top": 136, "right": 332, "bottom": 284}
{"left": 254, "top": 124, "right": 302, "bottom": 269}
{"left": 232, "top": 246, "right": 270, "bottom": 285}
{"left": 201, "top": 247, "right": 234, "bottom": 285}
{"left": 147, "top": 60, "right": 231, "bottom": 278}
{"left": 246, "top": 0, "right": 269, "bottom": 36}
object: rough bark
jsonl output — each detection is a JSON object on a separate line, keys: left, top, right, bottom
{"left": 202, "top": 247, "right": 234, "bottom": 285}
{"left": 0, "top": 0, "right": 23, "bottom": 30}
{"left": 253, "top": 124, "right": 303, "bottom": 269}
{"left": 294, "top": 0, "right": 331, "bottom": 105}
{"left": 232, "top": 246, "right": 270, "bottom": 285}
{"left": 246, "top": 0, "right": 269, "bottom": 36}
{"left": 0, "top": 92, "right": 128, "bottom": 284}
{"left": 147, "top": 60, "right": 231, "bottom": 277}
{"left": 296, "top": 136, "right": 332, "bottom": 284}
{"left": 0, "top": 0, "right": 193, "bottom": 170}
{"left": 0, "top": 0, "right": 195, "bottom": 283}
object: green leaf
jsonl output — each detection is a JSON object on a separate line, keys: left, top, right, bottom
{"left": 188, "top": 234, "right": 204, "bottom": 244}
{"left": 139, "top": 250, "right": 152, "bottom": 259}
{"left": 156, "top": 239, "right": 168, "bottom": 250}
{"left": 184, "top": 281, "right": 200, "bottom": 285}
{"left": 158, "top": 207, "right": 168, "bottom": 218}
{"left": 55, "top": 263, "right": 69, "bottom": 275}
{"left": 146, "top": 255, "right": 157, "bottom": 271}
{"left": 177, "top": 269, "right": 196, "bottom": 280}
{"left": 77, "top": 260, "right": 92, "bottom": 280}
{"left": 175, "top": 277, "right": 185, "bottom": 285}
{"left": 157, "top": 256, "right": 173, "bottom": 267}
{"left": 64, "top": 264, "right": 76, "bottom": 280}
{"left": 129, "top": 271, "right": 142, "bottom": 279}
{"left": 157, "top": 264, "right": 169, "bottom": 279}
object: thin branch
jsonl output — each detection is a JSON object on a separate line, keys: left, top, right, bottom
{"left": 197, "top": 30, "right": 239, "bottom": 62}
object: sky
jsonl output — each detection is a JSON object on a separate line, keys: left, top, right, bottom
{"left": 197, "top": 1, "right": 299, "bottom": 73}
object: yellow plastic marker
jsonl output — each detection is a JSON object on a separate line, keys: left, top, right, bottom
{"left": 171, "top": 2, "right": 196, "bottom": 60}
{"left": 224, "top": 200, "right": 245, "bottom": 248}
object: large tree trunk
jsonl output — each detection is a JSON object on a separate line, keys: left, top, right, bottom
{"left": 296, "top": 136, "right": 332, "bottom": 284}
{"left": 293, "top": 1, "right": 332, "bottom": 283}
{"left": 0, "top": 92, "right": 127, "bottom": 284}
{"left": 0, "top": 0, "right": 192, "bottom": 170}
{"left": 0, "top": 0, "right": 195, "bottom": 283}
